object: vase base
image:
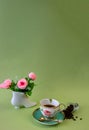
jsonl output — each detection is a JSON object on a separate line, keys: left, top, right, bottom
{"left": 13, "top": 101, "right": 37, "bottom": 109}
{"left": 14, "top": 102, "right": 37, "bottom": 109}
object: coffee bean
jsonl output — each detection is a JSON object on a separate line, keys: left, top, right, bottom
{"left": 73, "top": 118, "right": 76, "bottom": 121}
{"left": 80, "top": 118, "right": 82, "bottom": 120}
{"left": 63, "top": 104, "right": 82, "bottom": 122}
{"left": 75, "top": 116, "right": 78, "bottom": 118}
{"left": 63, "top": 105, "right": 77, "bottom": 120}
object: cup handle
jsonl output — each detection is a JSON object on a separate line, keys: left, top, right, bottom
{"left": 59, "top": 103, "right": 66, "bottom": 111}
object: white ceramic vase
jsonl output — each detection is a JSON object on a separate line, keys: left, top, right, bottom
{"left": 11, "top": 91, "right": 36, "bottom": 109}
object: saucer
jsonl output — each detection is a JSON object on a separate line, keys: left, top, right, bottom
{"left": 33, "top": 108, "right": 65, "bottom": 125}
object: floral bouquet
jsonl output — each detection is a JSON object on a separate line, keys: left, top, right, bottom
{"left": 0, "top": 72, "right": 36, "bottom": 96}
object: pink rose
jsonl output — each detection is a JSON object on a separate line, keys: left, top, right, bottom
{"left": 28, "top": 72, "right": 36, "bottom": 80}
{"left": 4, "top": 79, "right": 12, "bottom": 86}
{"left": 17, "top": 78, "right": 28, "bottom": 89}
{"left": 0, "top": 83, "right": 5, "bottom": 88}
{"left": 0, "top": 79, "right": 12, "bottom": 89}
{"left": 0, "top": 83, "right": 10, "bottom": 89}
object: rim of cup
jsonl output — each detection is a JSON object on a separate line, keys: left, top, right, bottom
{"left": 40, "top": 98, "right": 59, "bottom": 108}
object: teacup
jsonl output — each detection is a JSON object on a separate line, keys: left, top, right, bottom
{"left": 40, "top": 98, "right": 65, "bottom": 118}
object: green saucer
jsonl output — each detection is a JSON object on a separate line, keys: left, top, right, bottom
{"left": 33, "top": 108, "right": 65, "bottom": 125}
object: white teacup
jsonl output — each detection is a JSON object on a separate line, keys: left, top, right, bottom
{"left": 40, "top": 98, "right": 65, "bottom": 118}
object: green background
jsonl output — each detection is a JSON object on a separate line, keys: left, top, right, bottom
{"left": 0, "top": 0, "right": 89, "bottom": 130}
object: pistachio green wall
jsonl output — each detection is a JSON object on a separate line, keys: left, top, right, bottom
{"left": 0, "top": 0, "right": 89, "bottom": 130}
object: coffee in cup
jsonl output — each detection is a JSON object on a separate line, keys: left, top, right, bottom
{"left": 40, "top": 98, "right": 65, "bottom": 118}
